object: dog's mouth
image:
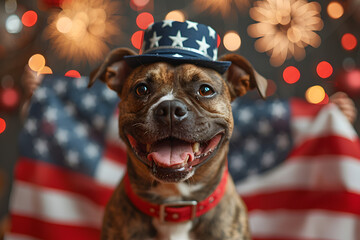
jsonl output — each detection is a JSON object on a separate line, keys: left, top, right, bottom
{"left": 126, "top": 132, "right": 224, "bottom": 181}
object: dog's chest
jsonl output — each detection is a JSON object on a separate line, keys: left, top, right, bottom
{"left": 152, "top": 218, "right": 194, "bottom": 240}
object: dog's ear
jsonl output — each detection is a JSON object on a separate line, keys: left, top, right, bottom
{"left": 220, "top": 54, "right": 267, "bottom": 100}
{"left": 88, "top": 48, "right": 137, "bottom": 93}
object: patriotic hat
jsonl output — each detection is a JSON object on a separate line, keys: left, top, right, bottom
{"left": 124, "top": 20, "right": 231, "bottom": 74}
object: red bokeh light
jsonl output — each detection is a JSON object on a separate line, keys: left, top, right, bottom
{"left": 217, "top": 34, "right": 221, "bottom": 48}
{"left": 316, "top": 61, "right": 333, "bottom": 79}
{"left": 131, "top": 31, "right": 144, "bottom": 50}
{"left": 334, "top": 69, "right": 360, "bottom": 98}
{"left": 0, "top": 118, "right": 5, "bottom": 134}
{"left": 136, "top": 12, "right": 154, "bottom": 30}
{"left": 283, "top": 66, "right": 300, "bottom": 84}
{"left": 130, "top": 0, "right": 150, "bottom": 11}
{"left": 318, "top": 93, "right": 329, "bottom": 105}
{"left": 1, "top": 88, "right": 19, "bottom": 109}
{"left": 22, "top": 10, "right": 38, "bottom": 27}
{"left": 65, "top": 70, "right": 81, "bottom": 78}
{"left": 341, "top": 33, "right": 357, "bottom": 51}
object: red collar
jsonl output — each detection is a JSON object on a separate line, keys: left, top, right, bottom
{"left": 124, "top": 168, "right": 228, "bottom": 223}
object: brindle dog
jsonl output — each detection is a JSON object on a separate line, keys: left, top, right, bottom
{"left": 89, "top": 48, "right": 267, "bottom": 240}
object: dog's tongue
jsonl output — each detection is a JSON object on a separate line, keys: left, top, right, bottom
{"left": 147, "top": 139, "right": 194, "bottom": 167}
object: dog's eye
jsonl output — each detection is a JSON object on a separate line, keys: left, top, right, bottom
{"left": 199, "top": 84, "right": 215, "bottom": 97}
{"left": 135, "top": 84, "right": 150, "bottom": 96}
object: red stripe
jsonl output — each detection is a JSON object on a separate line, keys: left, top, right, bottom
{"left": 10, "top": 214, "right": 100, "bottom": 240}
{"left": 103, "top": 142, "right": 127, "bottom": 165}
{"left": 288, "top": 136, "right": 360, "bottom": 160}
{"left": 243, "top": 190, "right": 360, "bottom": 215}
{"left": 291, "top": 99, "right": 324, "bottom": 118}
{"left": 253, "top": 237, "right": 330, "bottom": 240}
{"left": 15, "top": 158, "right": 113, "bottom": 206}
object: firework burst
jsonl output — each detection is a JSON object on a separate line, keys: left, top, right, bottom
{"left": 45, "top": 0, "right": 121, "bottom": 64}
{"left": 193, "top": 0, "right": 251, "bottom": 16}
{"left": 248, "top": 0, "right": 323, "bottom": 66}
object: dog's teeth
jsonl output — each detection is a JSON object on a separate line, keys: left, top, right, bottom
{"left": 192, "top": 142, "right": 200, "bottom": 153}
{"left": 146, "top": 144, "right": 151, "bottom": 152}
{"left": 185, "top": 155, "right": 190, "bottom": 163}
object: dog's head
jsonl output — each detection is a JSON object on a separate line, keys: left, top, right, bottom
{"left": 89, "top": 48, "right": 267, "bottom": 182}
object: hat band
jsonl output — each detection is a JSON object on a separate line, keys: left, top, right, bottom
{"left": 143, "top": 46, "right": 214, "bottom": 60}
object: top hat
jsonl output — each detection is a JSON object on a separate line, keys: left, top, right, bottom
{"left": 124, "top": 20, "right": 231, "bottom": 74}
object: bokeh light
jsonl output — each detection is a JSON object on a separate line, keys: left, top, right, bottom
{"left": 165, "top": 10, "right": 185, "bottom": 22}
{"left": 306, "top": 85, "right": 325, "bottom": 104}
{"left": 1, "top": 88, "right": 19, "bottom": 108}
{"left": 318, "top": 93, "right": 329, "bottom": 105}
{"left": 65, "top": 70, "right": 81, "bottom": 78}
{"left": 316, "top": 61, "right": 333, "bottom": 79}
{"left": 22, "top": 10, "right": 38, "bottom": 27}
{"left": 136, "top": 12, "right": 154, "bottom": 30}
{"left": 38, "top": 66, "right": 53, "bottom": 75}
{"left": 217, "top": 34, "right": 221, "bottom": 48}
{"left": 283, "top": 66, "right": 300, "bottom": 84}
{"left": 130, "top": 0, "right": 150, "bottom": 11}
{"left": 28, "top": 54, "right": 46, "bottom": 72}
{"left": 0, "top": 118, "right": 6, "bottom": 134}
{"left": 5, "top": 14, "right": 22, "bottom": 34}
{"left": 341, "top": 33, "right": 357, "bottom": 51}
{"left": 56, "top": 16, "right": 73, "bottom": 33}
{"left": 131, "top": 30, "right": 144, "bottom": 49}
{"left": 223, "top": 31, "right": 241, "bottom": 51}
{"left": 335, "top": 69, "right": 360, "bottom": 98}
{"left": 327, "top": 1, "right": 344, "bottom": 19}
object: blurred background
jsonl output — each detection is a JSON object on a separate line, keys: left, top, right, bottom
{"left": 0, "top": 0, "right": 359, "bottom": 230}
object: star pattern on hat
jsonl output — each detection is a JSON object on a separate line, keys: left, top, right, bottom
{"left": 169, "top": 30, "right": 188, "bottom": 47}
{"left": 196, "top": 36, "right": 210, "bottom": 55}
{"left": 162, "top": 20, "right": 174, "bottom": 28}
{"left": 149, "top": 31, "right": 162, "bottom": 48}
{"left": 208, "top": 26, "right": 216, "bottom": 39}
{"left": 186, "top": 21, "right": 199, "bottom": 31}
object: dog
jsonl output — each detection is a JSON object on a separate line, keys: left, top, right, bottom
{"left": 89, "top": 20, "right": 267, "bottom": 240}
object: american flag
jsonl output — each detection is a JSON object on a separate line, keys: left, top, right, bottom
{"left": 6, "top": 75, "right": 360, "bottom": 240}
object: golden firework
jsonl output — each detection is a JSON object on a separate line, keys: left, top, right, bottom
{"left": 248, "top": 0, "right": 323, "bottom": 66}
{"left": 193, "top": 0, "right": 251, "bottom": 16}
{"left": 45, "top": 0, "right": 121, "bottom": 63}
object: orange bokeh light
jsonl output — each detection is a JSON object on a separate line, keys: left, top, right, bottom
{"left": 28, "top": 54, "right": 46, "bottom": 72}
{"left": 65, "top": 70, "right": 81, "bottom": 78}
{"left": 0, "top": 118, "right": 6, "bottom": 134}
{"left": 283, "top": 66, "right": 300, "bottom": 84}
{"left": 22, "top": 10, "right": 38, "bottom": 27}
{"left": 316, "top": 61, "right": 333, "bottom": 79}
{"left": 136, "top": 12, "right": 154, "bottom": 30}
{"left": 327, "top": 2, "right": 344, "bottom": 19}
{"left": 223, "top": 31, "right": 241, "bottom": 52}
{"left": 341, "top": 33, "right": 357, "bottom": 51}
{"left": 165, "top": 10, "right": 185, "bottom": 22}
{"left": 306, "top": 85, "right": 326, "bottom": 104}
{"left": 131, "top": 30, "right": 144, "bottom": 50}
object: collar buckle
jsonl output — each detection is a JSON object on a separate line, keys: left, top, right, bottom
{"left": 159, "top": 200, "right": 198, "bottom": 222}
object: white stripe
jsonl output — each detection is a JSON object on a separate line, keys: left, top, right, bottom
{"left": 5, "top": 234, "right": 40, "bottom": 240}
{"left": 10, "top": 181, "right": 103, "bottom": 227}
{"left": 95, "top": 158, "right": 126, "bottom": 187}
{"left": 236, "top": 156, "right": 360, "bottom": 195}
{"left": 292, "top": 104, "right": 357, "bottom": 145}
{"left": 249, "top": 210, "right": 360, "bottom": 240}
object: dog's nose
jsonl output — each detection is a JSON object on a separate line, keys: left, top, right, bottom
{"left": 154, "top": 100, "right": 188, "bottom": 124}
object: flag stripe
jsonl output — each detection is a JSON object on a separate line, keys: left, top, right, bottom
{"left": 290, "top": 99, "right": 323, "bottom": 118}
{"left": 236, "top": 157, "right": 360, "bottom": 195}
{"left": 291, "top": 104, "right": 358, "bottom": 145}
{"left": 103, "top": 142, "right": 127, "bottom": 165}
{"left": 9, "top": 215, "right": 100, "bottom": 240}
{"left": 10, "top": 181, "right": 104, "bottom": 227}
{"left": 5, "top": 233, "right": 41, "bottom": 240}
{"left": 95, "top": 158, "right": 126, "bottom": 187}
{"left": 288, "top": 136, "right": 360, "bottom": 160}
{"left": 249, "top": 210, "right": 360, "bottom": 240}
{"left": 14, "top": 158, "right": 113, "bottom": 206}
{"left": 243, "top": 190, "right": 360, "bottom": 215}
